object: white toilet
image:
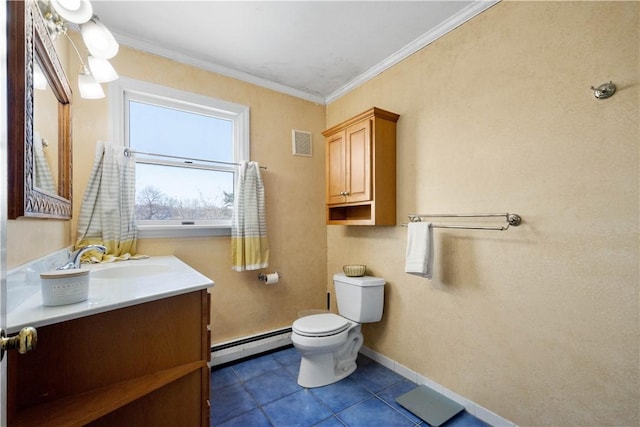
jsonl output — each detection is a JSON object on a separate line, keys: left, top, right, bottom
{"left": 291, "top": 273, "right": 385, "bottom": 388}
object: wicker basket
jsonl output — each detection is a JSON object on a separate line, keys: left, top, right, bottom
{"left": 343, "top": 264, "right": 366, "bottom": 277}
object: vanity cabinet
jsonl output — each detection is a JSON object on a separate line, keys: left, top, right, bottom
{"left": 7, "top": 290, "right": 211, "bottom": 427}
{"left": 323, "top": 107, "right": 399, "bottom": 225}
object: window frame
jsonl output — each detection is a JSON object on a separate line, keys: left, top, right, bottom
{"left": 110, "top": 77, "right": 250, "bottom": 238}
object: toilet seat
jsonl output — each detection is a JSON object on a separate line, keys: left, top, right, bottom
{"left": 292, "top": 313, "right": 350, "bottom": 337}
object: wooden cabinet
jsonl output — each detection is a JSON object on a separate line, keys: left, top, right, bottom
{"left": 7, "top": 290, "right": 211, "bottom": 427}
{"left": 326, "top": 120, "right": 371, "bottom": 205}
{"left": 323, "top": 107, "right": 399, "bottom": 225}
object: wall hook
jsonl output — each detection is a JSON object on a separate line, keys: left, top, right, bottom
{"left": 590, "top": 81, "right": 616, "bottom": 99}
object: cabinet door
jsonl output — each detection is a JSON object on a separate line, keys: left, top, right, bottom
{"left": 345, "top": 120, "right": 371, "bottom": 203}
{"left": 326, "top": 131, "right": 346, "bottom": 205}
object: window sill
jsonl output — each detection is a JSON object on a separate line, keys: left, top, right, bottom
{"left": 137, "top": 224, "right": 231, "bottom": 239}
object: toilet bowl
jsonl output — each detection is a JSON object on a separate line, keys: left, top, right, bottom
{"left": 292, "top": 274, "right": 385, "bottom": 388}
{"left": 292, "top": 313, "right": 363, "bottom": 388}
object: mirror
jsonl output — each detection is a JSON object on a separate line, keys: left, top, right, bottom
{"left": 7, "top": 0, "right": 72, "bottom": 219}
{"left": 33, "top": 57, "right": 60, "bottom": 194}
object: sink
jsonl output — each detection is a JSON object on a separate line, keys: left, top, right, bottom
{"left": 90, "top": 264, "right": 172, "bottom": 279}
{"left": 7, "top": 286, "right": 40, "bottom": 308}
{"left": 7, "top": 255, "right": 214, "bottom": 334}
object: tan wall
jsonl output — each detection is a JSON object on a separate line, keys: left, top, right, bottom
{"left": 7, "top": 220, "right": 70, "bottom": 267}
{"left": 101, "top": 46, "right": 327, "bottom": 342}
{"left": 6, "top": 2, "right": 639, "bottom": 425}
{"left": 14, "top": 37, "right": 328, "bottom": 342}
{"left": 326, "top": 2, "right": 638, "bottom": 426}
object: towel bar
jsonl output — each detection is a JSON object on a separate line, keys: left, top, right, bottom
{"left": 402, "top": 213, "right": 521, "bottom": 231}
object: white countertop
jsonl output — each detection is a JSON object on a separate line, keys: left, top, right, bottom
{"left": 7, "top": 256, "right": 214, "bottom": 333}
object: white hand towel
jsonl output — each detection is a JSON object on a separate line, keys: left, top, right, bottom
{"left": 405, "top": 222, "right": 434, "bottom": 279}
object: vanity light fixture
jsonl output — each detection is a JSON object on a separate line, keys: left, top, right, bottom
{"left": 87, "top": 55, "right": 118, "bottom": 82}
{"left": 80, "top": 16, "right": 119, "bottom": 59}
{"left": 41, "top": 0, "right": 119, "bottom": 99}
{"left": 49, "top": 0, "right": 93, "bottom": 24}
{"left": 65, "top": 32, "right": 107, "bottom": 98}
{"left": 77, "top": 65, "right": 106, "bottom": 99}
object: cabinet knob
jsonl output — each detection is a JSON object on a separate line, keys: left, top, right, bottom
{"left": 0, "top": 327, "right": 38, "bottom": 361}
{"left": 340, "top": 191, "right": 350, "bottom": 196}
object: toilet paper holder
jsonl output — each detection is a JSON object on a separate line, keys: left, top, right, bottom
{"left": 258, "top": 272, "right": 282, "bottom": 282}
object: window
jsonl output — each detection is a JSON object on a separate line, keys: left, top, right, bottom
{"left": 111, "top": 78, "right": 249, "bottom": 237}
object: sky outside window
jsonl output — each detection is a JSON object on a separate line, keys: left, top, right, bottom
{"left": 129, "top": 100, "right": 235, "bottom": 220}
{"left": 129, "top": 100, "right": 233, "bottom": 160}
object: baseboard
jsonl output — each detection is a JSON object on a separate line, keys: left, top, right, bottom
{"left": 360, "top": 346, "right": 517, "bottom": 427}
{"left": 209, "top": 327, "right": 292, "bottom": 367}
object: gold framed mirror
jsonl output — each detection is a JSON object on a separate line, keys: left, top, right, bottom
{"left": 7, "top": 0, "right": 72, "bottom": 219}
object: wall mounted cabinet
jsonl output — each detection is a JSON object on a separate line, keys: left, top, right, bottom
{"left": 323, "top": 107, "right": 399, "bottom": 225}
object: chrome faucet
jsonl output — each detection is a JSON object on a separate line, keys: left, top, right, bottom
{"left": 58, "top": 245, "right": 107, "bottom": 270}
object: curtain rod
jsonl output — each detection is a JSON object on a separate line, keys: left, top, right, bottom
{"left": 123, "top": 148, "right": 267, "bottom": 170}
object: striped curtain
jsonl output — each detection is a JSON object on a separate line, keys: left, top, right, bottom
{"left": 231, "top": 161, "right": 269, "bottom": 271}
{"left": 33, "top": 131, "right": 56, "bottom": 193}
{"left": 75, "top": 141, "right": 142, "bottom": 263}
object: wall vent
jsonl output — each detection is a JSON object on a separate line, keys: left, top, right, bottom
{"left": 292, "top": 129, "right": 312, "bottom": 157}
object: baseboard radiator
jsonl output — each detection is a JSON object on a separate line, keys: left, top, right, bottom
{"left": 209, "top": 327, "right": 292, "bottom": 367}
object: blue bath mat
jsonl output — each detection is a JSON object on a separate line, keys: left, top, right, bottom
{"left": 396, "top": 385, "right": 464, "bottom": 427}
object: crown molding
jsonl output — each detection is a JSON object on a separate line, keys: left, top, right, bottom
{"left": 112, "top": 0, "right": 499, "bottom": 105}
{"left": 324, "top": 0, "right": 500, "bottom": 104}
{"left": 112, "top": 33, "right": 326, "bottom": 105}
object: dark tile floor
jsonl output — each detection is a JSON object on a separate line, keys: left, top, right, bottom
{"left": 210, "top": 346, "right": 491, "bottom": 427}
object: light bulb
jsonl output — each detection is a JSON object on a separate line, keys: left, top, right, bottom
{"left": 81, "top": 17, "right": 119, "bottom": 59}
{"left": 77, "top": 69, "right": 105, "bottom": 99}
{"left": 58, "top": 0, "right": 81, "bottom": 10}
{"left": 49, "top": 0, "right": 92, "bottom": 24}
{"left": 88, "top": 56, "right": 118, "bottom": 82}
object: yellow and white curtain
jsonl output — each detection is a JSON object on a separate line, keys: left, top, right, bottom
{"left": 33, "top": 131, "right": 56, "bottom": 193}
{"left": 231, "top": 161, "right": 269, "bottom": 271}
{"left": 76, "top": 141, "right": 142, "bottom": 263}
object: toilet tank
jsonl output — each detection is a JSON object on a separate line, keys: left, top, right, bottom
{"left": 333, "top": 273, "right": 385, "bottom": 323}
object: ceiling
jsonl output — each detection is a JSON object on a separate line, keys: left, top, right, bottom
{"left": 91, "top": 1, "right": 498, "bottom": 104}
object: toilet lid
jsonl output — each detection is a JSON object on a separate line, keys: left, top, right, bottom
{"left": 293, "top": 313, "right": 350, "bottom": 337}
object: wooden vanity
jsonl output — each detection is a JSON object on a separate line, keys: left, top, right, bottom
{"left": 6, "top": 257, "right": 213, "bottom": 426}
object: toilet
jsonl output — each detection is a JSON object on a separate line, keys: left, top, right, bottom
{"left": 291, "top": 273, "right": 385, "bottom": 388}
